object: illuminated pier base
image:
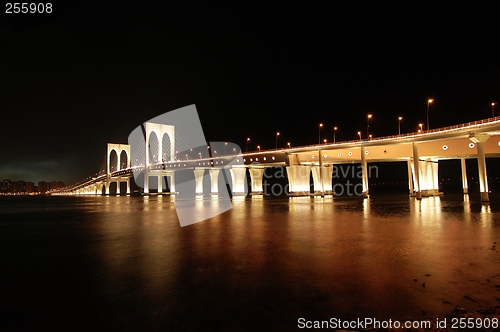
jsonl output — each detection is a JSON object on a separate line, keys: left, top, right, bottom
{"left": 476, "top": 141, "right": 489, "bottom": 202}
{"left": 230, "top": 167, "right": 246, "bottom": 195}
{"left": 193, "top": 169, "right": 205, "bottom": 195}
{"left": 144, "top": 169, "right": 149, "bottom": 194}
{"left": 286, "top": 165, "right": 311, "bottom": 196}
{"left": 361, "top": 146, "right": 369, "bottom": 198}
{"left": 469, "top": 133, "right": 490, "bottom": 202}
{"left": 311, "top": 166, "right": 333, "bottom": 196}
{"left": 412, "top": 143, "right": 422, "bottom": 199}
{"left": 461, "top": 158, "right": 468, "bottom": 194}
{"left": 419, "top": 159, "right": 440, "bottom": 197}
{"left": 249, "top": 167, "right": 264, "bottom": 194}
{"left": 407, "top": 160, "right": 414, "bottom": 194}
{"left": 210, "top": 169, "right": 220, "bottom": 195}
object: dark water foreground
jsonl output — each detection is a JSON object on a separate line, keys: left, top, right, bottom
{"left": 0, "top": 194, "right": 499, "bottom": 331}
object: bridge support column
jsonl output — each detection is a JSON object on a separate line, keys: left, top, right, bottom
{"left": 116, "top": 180, "right": 121, "bottom": 195}
{"left": 432, "top": 161, "right": 440, "bottom": 195}
{"left": 126, "top": 178, "right": 131, "bottom": 195}
{"left": 105, "top": 181, "right": 110, "bottom": 195}
{"left": 419, "top": 160, "right": 432, "bottom": 197}
{"left": 311, "top": 166, "right": 322, "bottom": 195}
{"left": 209, "top": 169, "right": 220, "bottom": 195}
{"left": 311, "top": 165, "right": 332, "bottom": 196}
{"left": 361, "top": 146, "right": 369, "bottom": 198}
{"left": 144, "top": 169, "right": 149, "bottom": 194}
{"left": 248, "top": 167, "right": 264, "bottom": 194}
{"left": 157, "top": 175, "right": 163, "bottom": 194}
{"left": 193, "top": 169, "right": 205, "bottom": 195}
{"left": 407, "top": 160, "right": 414, "bottom": 194}
{"left": 412, "top": 142, "right": 422, "bottom": 200}
{"left": 286, "top": 165, "right": 311, "bottom": 196}
{"left": 477, "top": 142, "right": 489, "bottom": 202}
{"left": 461, "top": 158, "right": 468, "bottom": 194}
{"left": 469, "top": 133, "right": 490, "bottom": 202}
{"left": 321, "top": 165, "right": 332, "bottom": 194}
{"left": 230, "top": 167, "right": 246, "bottom": 196}
{"left": 169, "top": 173, "right": 175, "bottom": 194}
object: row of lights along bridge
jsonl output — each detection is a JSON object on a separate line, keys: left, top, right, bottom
{"left": 244, "top": 100, "right": 499, "bottom": 152}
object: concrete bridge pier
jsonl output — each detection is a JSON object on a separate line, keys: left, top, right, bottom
{"left": 248, "top": 167, "right": 264, "bottom": 194}
{"left": 477, "top": 141, "right": 489, "bottom": 202}
{"left": 157, "top": 175, "right": 162, "bottom": 194}
{"left": 321, "top": 165, "right": 333, "bottom": 194}
{"left": 144, "top": 168, "right": 149, "bottom": 194}
{"left": 286, "top": 165, "right": 311, "bottom": 196}
{"left": 169, "top": 173, "right": 175, "bottom": 194}
{"left": 412, "top": 142, "right": 422, "bottom": 200}
{"left": 469, "top": 133, "right": 490, "bottom": 202}
{"left": 209, "top": 169, "right": 220, "bottom": 195}
{"left": 230, "top": 166, "right": 246, "bottom": 196}
{"left": 360, "top": 146, "right": 369, "bottom": 198}
{"left": 461, "top": 158, "right": 468, "bottom": 194}
{"left": 419, "top": 159, "right": 440, "bottom": 197}
{"left": 407, "top": 160, "right": 414, "bottom": 194}
{"left": 193, "top": 168, "right": 205, "bottom": 195}
{"left": 311, "top": 166, "right": 321, "bottom": 195}
{"left": 311, "top": 165, "right": 333, "bottom": 196}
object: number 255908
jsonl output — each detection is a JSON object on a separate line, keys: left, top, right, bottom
{"left": 6, "top": 3, "right": 53, "bottom": 14}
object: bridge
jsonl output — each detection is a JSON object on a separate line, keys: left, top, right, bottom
{"left": 53, "top": 116, "right": 500, "bottom": 202}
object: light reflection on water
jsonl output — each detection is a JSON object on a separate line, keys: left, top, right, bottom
{"left": 0, "top": 194, "right": 499, "bottom": 330}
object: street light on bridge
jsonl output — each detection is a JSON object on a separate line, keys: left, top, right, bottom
{"left": 398, "top": 116, "right": 403, "bottom": 135}
{"left": 427, "top": 98, "right": 433, "bottom": 130}
{"left": 224, "top": 142, "right": 227, "bottom": 155}
{"left": 419, "top": 123, "right": 423, "bottom": 132}
{"left": 323, "top": 139, "right": 327, "bottom": 143}
{"left": 257, "top": 145, "right": 260, "bottom": 152}
{"left": 367, "top": 114, "right": 372, "bottom": 138}
{"left": 318, "top": 123, "right": 323, "bottom": 144}
{"left": 287, "top": 142, "right": 291, "bottom": 148}
{"left": 246, "top": 138, "right": 250, "bottom": 152}
{"left": 358, "top": 131, "right": 362, "bottom": 140}
{"left": 276, "top": 132, "right": 280, "bottom": 150}
{"left": 492, "top": 102, "right": 496, "bottom": 118}
{"left": 333, "top": 126, "right": 337, "bottom": 143}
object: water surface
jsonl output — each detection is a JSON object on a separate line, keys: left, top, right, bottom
{"left": 0, "top": 194, "right": 499, "bottom": 330}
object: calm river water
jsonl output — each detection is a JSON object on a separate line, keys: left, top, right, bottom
{"left": 1, "top": 194, "right": 499, "bottom": 330}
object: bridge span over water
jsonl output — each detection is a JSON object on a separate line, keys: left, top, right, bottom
{"left": 54, "top": 117, "right": 500, "bottom": 202}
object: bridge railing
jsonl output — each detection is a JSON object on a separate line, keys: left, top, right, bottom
{"left": 247, "top": 115, "right": 500, "bottom": 153}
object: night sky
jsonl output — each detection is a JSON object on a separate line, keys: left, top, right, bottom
{"left": 1, "top": 1, "right": 500, "bottom": 185}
